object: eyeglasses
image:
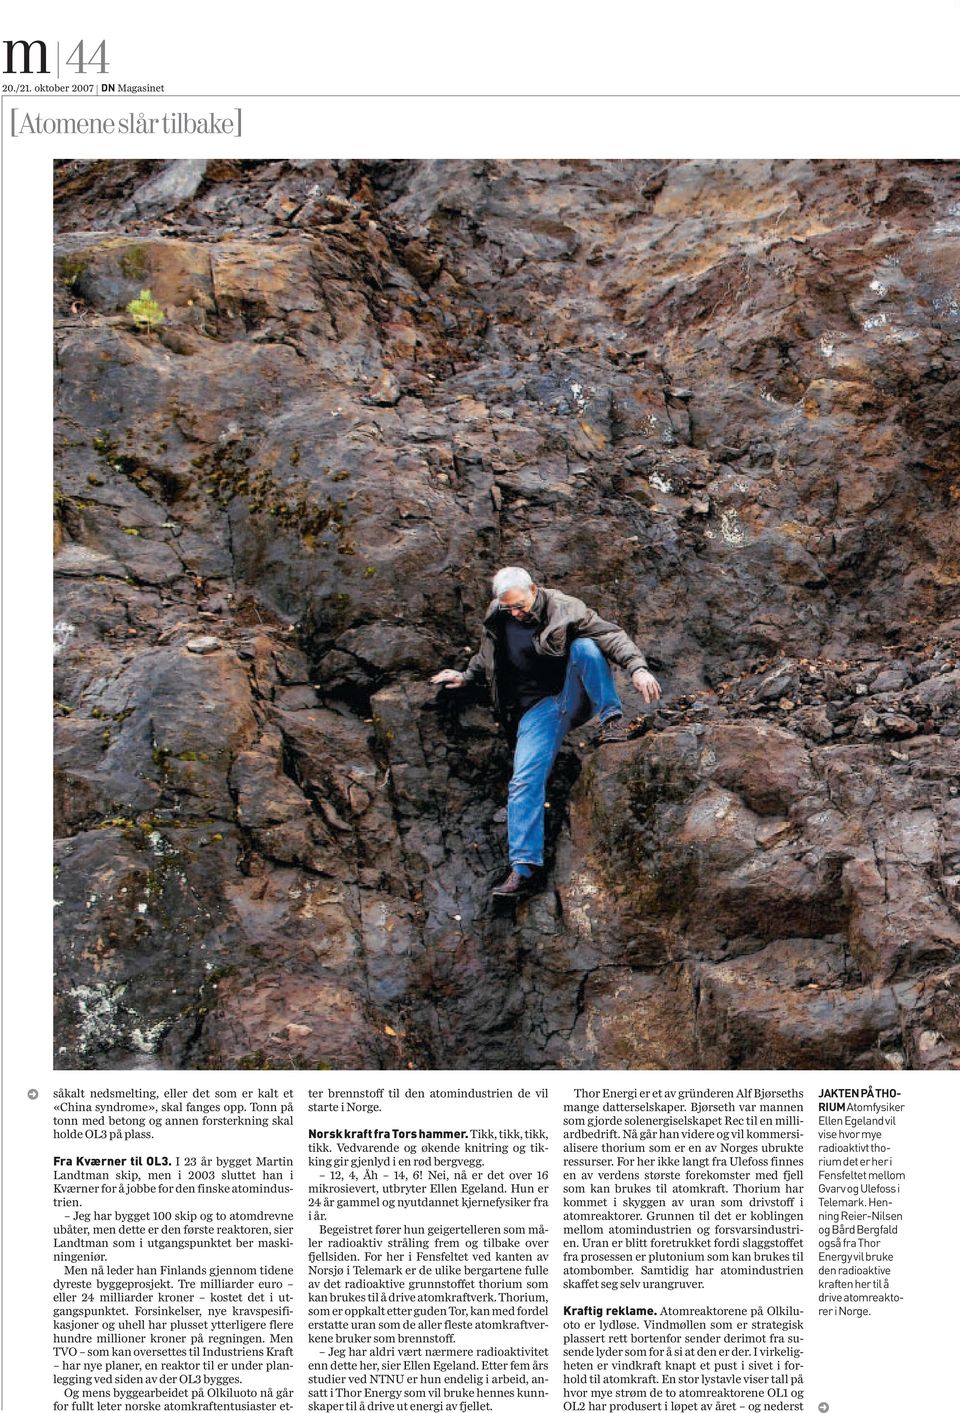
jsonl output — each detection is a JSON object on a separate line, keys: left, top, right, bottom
{"left": 499, "top": 597, "right": 535, "bottom": 614}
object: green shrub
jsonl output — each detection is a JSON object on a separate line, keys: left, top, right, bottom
{"left": 126, "top": 288, "right": 165, "bottom": 330}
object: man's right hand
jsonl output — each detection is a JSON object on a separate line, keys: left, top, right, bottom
{"left": 430, "top": 669, "right": 466, "bottom": 689}
{"left": 631, "top": 668, "right": 662, "bottom": 704}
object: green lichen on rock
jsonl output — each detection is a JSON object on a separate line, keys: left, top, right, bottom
{"left": 58, "top": 254, "right": 88, "bottom": 289}
{"left": 120, "top": 246, "right": 148, "bottom": 280}
{"left": 92, "top": 429, "right": 185, "bottom": 505}
{"left": 152, "top": 744, "right": 172, "bottom": 771}
{"left": 197, "top": 439, "right": 353, "bottom": 550}
{"left": 92, "top": 433, "right": 139, "bottom": 480}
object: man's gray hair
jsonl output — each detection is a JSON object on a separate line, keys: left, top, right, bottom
{"left": 492, "top": 566, "right": 534, "bottom": 598}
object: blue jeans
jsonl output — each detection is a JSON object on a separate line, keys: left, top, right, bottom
{"left": 507, "top": 638, "right": 623, "bottom": 868}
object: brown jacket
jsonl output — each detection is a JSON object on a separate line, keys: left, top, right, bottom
{"left": 462, "top": 586, "right": 648, "bottom": 724}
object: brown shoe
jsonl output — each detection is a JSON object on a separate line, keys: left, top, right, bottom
{"left": 598, "top": 714, "right": 630, "bottom": 744}
{"left": 491, "top": 868, "right": 539, "bottom": 899}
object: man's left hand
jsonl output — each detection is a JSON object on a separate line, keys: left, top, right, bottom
{"left": 631, "top": 668, "right": 662, "bottom": 704}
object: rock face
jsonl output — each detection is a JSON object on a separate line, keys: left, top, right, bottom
{"left": 53, "top": 159, "right": 960, "bottom": 1070}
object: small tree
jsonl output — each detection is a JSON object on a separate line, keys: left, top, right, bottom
{"left": 126, "top": 288, "right": 165, "bottom": 331}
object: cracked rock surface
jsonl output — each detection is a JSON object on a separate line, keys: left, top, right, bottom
{"left": 54, "top": 159, "right": 960, "bottom": 1069}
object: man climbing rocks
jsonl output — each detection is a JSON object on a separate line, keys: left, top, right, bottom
{"left": 431, "top": 567, "right": 661, "bottom": 899}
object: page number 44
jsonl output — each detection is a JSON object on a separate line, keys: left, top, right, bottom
{"left": 66, "top": 40, "right": 108, "bottom": 73}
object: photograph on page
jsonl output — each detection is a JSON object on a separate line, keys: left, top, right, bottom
{"left": 52, "top": 157, "right": 960, "bottom": 1074}
{"left": 0, "top": 23, "right": 954, "bottom": 1413}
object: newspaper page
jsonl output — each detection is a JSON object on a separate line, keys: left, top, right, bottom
{"left": 3, "top": 7, "right": 960, "bottom": 1413}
